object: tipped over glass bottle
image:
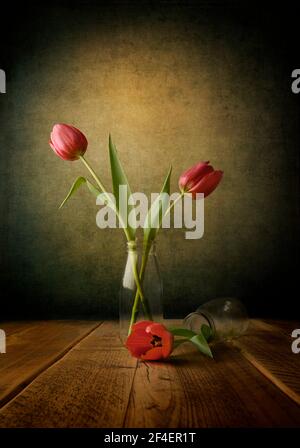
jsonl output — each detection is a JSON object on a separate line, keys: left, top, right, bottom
{"left": 183, "top": 297, "right": 249, "bottom": 341}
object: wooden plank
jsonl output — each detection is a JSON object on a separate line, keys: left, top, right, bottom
{"left": 261, "top": 319, "right": 300, "bottom": 336}
{"left": 124, "top": 332, "right": 300, "bottom": 427}
{"left": 0, "top": 322, "right": 137, "bottom": 428}
{"left": 230, "top": 319, "right": 300, "bottom": 405}
{"left": 1, "top": 319, "right": 300, "bottom": 428}
{"left": 0, "top": 320, "right": 101, "bottom": 407}
{"left": 0, "top": 321, "right": 42, "bottom": 337}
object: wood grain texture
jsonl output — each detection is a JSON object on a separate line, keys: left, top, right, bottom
{"left": 0, "top": 320, "right": 101, "bottom": 407}
{"left": 0, "top": 322, "right": 137, "bottom": 428}
{"left": 124, "top": 342, "right": 300, "bottom": 428}
{"left": 0, "top": 320, "right": 299, "bottom": 428}
{"left": 261, "top": 319, "right": 300, "bottom": 336}
{"left": 231, "top": 320, "right": 300, "bottom": 405}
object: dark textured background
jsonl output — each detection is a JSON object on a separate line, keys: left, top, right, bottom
{"left": 0, "top": 1, "right": 299, "bottom": 319}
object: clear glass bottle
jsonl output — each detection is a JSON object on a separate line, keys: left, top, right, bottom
{"left": 119, "top": 240, "right": 163, "bottom": 342}
{"left": 183, "top": 297, "right": 249, "bottom": 341}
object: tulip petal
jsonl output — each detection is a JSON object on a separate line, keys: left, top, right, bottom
{"left": 54, "top": 123, "right": 87, "bottom": 149}
{"left": 132, "top": 320, "right": 154, "bottom": 332}
{"left": 146, "top": 323, "right": 168, "bottom": 338}
{"left": 162, "top": 331, "right": 174, "bottom": 358}
{"left": 50, "top": 141, "right": 79, "bottom": 161}
{"left": 147, "top": 323, "right": 174, "bottom": 358}
{"left": 190, "top": 170, "right": 223, "bottom": 198}
{"left": 51, "top": 129, "right": 76, "bottom": 154}
{"left": 125, "top": 329, "right": 153, "bottom": 358}
{"left": 49, "top": 123, "right": 87, "bottom": 161}
{"left": 141, "top": 347, "right": 164, "bottom": 361}
{"left": 179, "top": 162, "right": 214, "bottom": 191}
{"left": 125, "top": 321, "right": 174, "bottom": 360}
{"left": 181, "top": 162, "right": 210, "bottom": 180}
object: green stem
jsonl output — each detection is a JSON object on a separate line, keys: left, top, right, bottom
{"left": 128, "top": 192, "right": 185, "bottom": 334}
{"left": 79, "top": 156, "right": 184, "bottom": 335}
{"left": 79, "top": 155, "right": 132, "bottom": 242}
{"left": 128, "top": 245, "right": 152, "bottom": 335}
{"left": 173, "top": 338, "right": 190, "bottom": 349}
{"left": 128, "top": 246, "right": 152, "bottom": 334}
{"left": 80, "top": 156, "right": 148, "bottom": 325}
{"left": 80, "top": 156, "right": 108, "bottom": 198}
{"left": 164, "top": 190, "right": 185, "bottom": 217}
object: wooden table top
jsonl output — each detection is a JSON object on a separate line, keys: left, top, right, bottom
{"left": 0, "top": 319, "right": 299, "bottom": 428}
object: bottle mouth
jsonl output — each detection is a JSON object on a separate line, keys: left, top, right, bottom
{"left": 198, "top": 310, "right": 216, "bottom": 337}
{"left": 183, "top": 311, "right": 213, "bottom": 335}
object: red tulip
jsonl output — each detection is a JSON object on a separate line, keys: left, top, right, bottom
{"left": 125, "top": 321, "right": 174, "bottom": 361}
{"left": 179, "top": 161, "right": 223, "bottom": 198}
{"left": 49, "top": 123, "right": 88, "bottom": 161}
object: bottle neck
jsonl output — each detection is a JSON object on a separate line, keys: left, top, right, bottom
{"left": 126, "top": 239, "right": 156, "bottom": 255}
{"left": 126, "top": 240, "right": 137, "bottom": 253}
{"left": 183, "top": 310, "right": 214, "bottom": 336}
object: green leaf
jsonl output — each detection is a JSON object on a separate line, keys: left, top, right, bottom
{"left": 59, "top": 176, "right": 100, "bottom": 209}
{"left": 143, "top": 165, "right": 172, "bottom": 245}
{"left": 109, "top": 135, "right": 135, "bottom": 241}
{"left": 190, "top": 333, "right": 213, "bottom": 358}
{"left": 169, "top": 327, "right": 196, "bottom": 338}
{"left": 169, "top": 325, "right": 213, "bottom": 359}
{"left": 172, "top": 338, "right": 190, "bottom": 349}
{"left": 201, "top": 324, "right": 213, "bottom": 342}
{"left": 86, "top": 179, "right": 101, "bottom": 197}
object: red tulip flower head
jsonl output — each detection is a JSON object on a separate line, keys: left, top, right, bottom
{"left": 179, "top": 161, "right": 223, "bottom": 198}
{"left": 49, "top": 123, "right": 88, "bottom": 161}
{"left": 125, "top": 321, "right": 174, "bottom": 361}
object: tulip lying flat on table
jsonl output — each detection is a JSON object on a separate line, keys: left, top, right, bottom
{"left": 126, "top": 321, "right": 174, "bottom": 361}
{"left": 125, "top": 320, "right": 213, "bottom": 361}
